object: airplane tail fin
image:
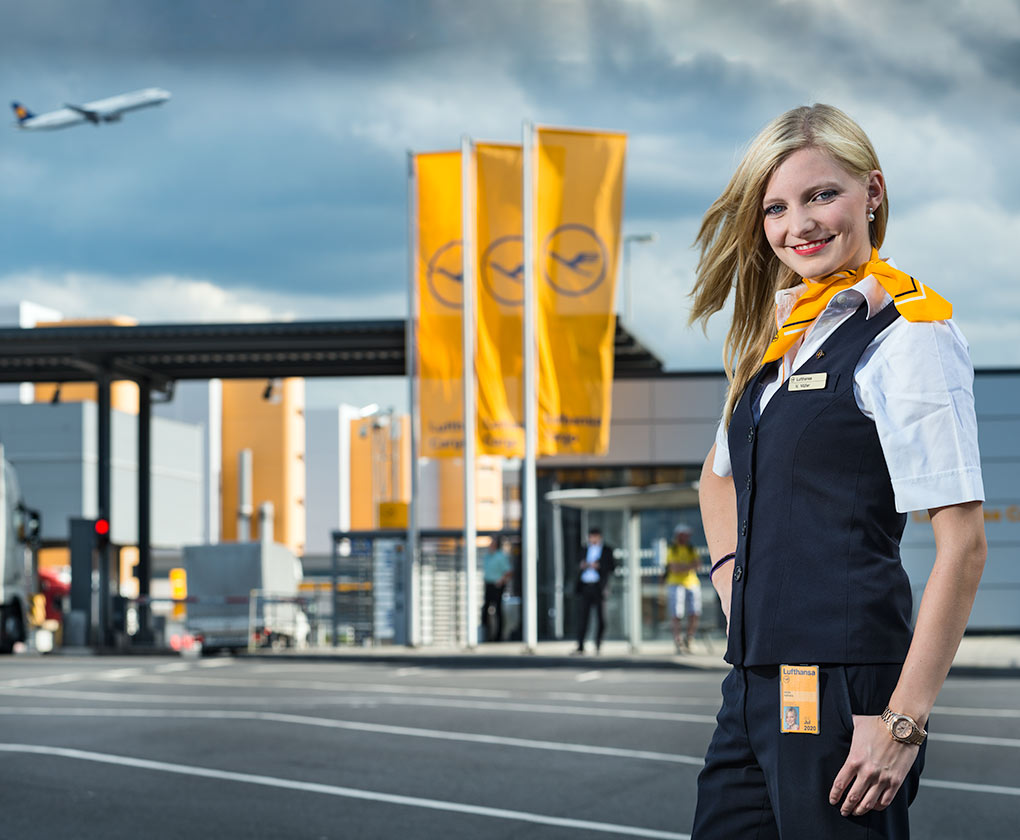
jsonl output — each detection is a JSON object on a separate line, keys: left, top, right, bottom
{"left": 11, "top": 102, "right": 33, "bottom": 124}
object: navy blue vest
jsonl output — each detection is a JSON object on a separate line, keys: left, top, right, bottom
{"left": 725, "top": 302, "right": 912, "bottom": 666}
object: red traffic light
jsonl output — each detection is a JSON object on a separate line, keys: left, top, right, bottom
{"left": 94, "top": 518, "right": 110, "bottom": 536}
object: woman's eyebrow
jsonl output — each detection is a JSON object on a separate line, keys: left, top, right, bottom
{"left": 762, "top": 180, "right": 843, "bottom": 207}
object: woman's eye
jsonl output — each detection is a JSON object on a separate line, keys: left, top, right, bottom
{"left": 764, "top": 204, "right": 784, "bottom": 216}
{"left": 814, "top": 189, "right": 838, "bottom": 202}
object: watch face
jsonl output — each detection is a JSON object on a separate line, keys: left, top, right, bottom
{"left": 892, "top": 718, "right": 914, "bottom": 739}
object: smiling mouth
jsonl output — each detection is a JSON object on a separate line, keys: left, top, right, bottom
{"left": 791, "top": 236, "right": 836, "bottom": 254}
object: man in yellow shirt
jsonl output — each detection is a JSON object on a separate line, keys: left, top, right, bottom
{"left": 662, "top": 524, "right": 701, "bottom": 652}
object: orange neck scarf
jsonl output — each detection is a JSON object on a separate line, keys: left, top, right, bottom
{"left": 762, "top": 248, "right": 952, "bottom": 364}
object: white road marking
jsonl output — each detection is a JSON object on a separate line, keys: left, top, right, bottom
{"left": 20, "top": 678, "right": 1017, "bottom": 727}
{"left": 0, "top": 686, "right": 376, "bottom": 705}
{"left": 0, "top": 743, "right": 690, "bottom": 839}
{"left": 575, "top": 671, "right": 602, "bottom": 682}
{"left": 154, "top": 662, "right": 194, "bottom": 673}
{"left": 0, "top": 673, "right": 86, "bottom": 688}
{"left": 368, "top": 695, "right": 718, "bottom": 722}
{"left": 0, "top": 685, "right": 717, "bottom": 721}
{"left": 4, "top": 710, "right": 1018, "bottom": 801}
{"left": 921, "top": 779, "right": 1020, "bottom": 797}
{"left": 0, "top": 707, "right": 706, "bottom": 765}
{"left": 197, "top": 659, "right": 235, "bottom": 669}
{"left": 933, "top": 705, "right": 1020, "bottom": 719}
{"left": 394, "top": 667, "right": 422, "bottom": 677}
{"left": 930, "top": 732, "right": 1020, "bottom": 749}
{"left": 98, "top": 667, "right": 144, "bottom": 680}
{"left": 86, "top": 672, "right": 717, "bottom": 707}
{"left": 6, "top": 705, "right": 1015, "bottom": 757}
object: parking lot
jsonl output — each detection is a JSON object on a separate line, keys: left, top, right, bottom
{"left": 0, "top": 656, "right": 1017, "bottom": 838}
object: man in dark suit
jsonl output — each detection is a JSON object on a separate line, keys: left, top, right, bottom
{"left": 575, "top": 527, "right": 614, "bottom": 654}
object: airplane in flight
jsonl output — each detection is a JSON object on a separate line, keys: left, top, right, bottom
{"left": 11, "top": 87, "right": 171, "bottom": 131}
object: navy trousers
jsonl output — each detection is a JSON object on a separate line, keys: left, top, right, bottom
{"left": 576, "top": 583, "right": 605, "bottom": 649}
{"left": 692, "top": 664, "right": 926, "bottom": 839}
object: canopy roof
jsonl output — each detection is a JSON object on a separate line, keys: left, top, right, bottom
{"left": 544, "top": 483, "right": 700, "bottom": 511}
{"left": 0, "top": 319, "right": 664, "bottom": 384}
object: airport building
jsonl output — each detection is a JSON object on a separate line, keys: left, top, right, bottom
{"left": 0, "top": 301, "right": 1016, "bottom": 647}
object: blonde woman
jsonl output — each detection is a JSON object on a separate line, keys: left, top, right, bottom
{"left": 690, "top": 105, "right": 986, "bottom": 838}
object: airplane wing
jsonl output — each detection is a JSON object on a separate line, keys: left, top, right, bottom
{"left": 64, "top": 104, "right": 101, "bottom": 124}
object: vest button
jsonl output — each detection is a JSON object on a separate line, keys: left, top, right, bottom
{"left": 733, "top": 565, "right": 743, "bottom": 581}
{"left": 740, "top": 520, "right": 747, "bottom": 536}
{"left": 747, "top": 427, "right": 755, "bottom": 442}
{"left": 745, "top": 474, "right": 752, "bottom": 490}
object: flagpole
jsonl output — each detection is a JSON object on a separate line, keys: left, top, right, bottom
{"left": 521, "top": 121, "right": 539, "bottom": 652}
{"left": 405, "top": 150, "right": 421, "bottom": 647}
{"left": 461, "top": 135, "right": 478, "bottom": 648}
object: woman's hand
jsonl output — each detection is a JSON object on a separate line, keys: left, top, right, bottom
{"left": 829, "top": 714, "right": 919, "bottom": 817}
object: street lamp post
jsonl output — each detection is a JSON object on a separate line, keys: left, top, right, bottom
{"left": 622, "top": 232, "right": 657, "bottom": 327}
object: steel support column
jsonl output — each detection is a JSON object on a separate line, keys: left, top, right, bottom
{"left": 626, "top": 508, "right": 642, "bottom": 652}
{"left": 97, "top": 374, "right": 112, "bottom": 648}
{"left": 136, "top": 382, "right": 153, "bottom": 642}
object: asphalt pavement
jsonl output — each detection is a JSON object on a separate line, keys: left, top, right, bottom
{"left": 0, "top": 652, "right": 1018, "bottom": 839}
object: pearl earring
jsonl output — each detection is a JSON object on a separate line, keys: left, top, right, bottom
{"left": 867, "top": 208, "right": 876, "bottom": 222}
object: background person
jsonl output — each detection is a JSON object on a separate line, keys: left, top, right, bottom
{"left": 662, "top": 523, "right": 702, "bottom": 652}
{"left": 575, "top": 527, "right": 614, "bottom": 654}
{"left": 481, "top": 537, "right": 512, "bottom": 642}
{"left": 689, "top": 103, "right": 986, "bottom": 838}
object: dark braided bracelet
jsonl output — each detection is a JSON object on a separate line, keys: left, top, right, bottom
{"left": 710, "top": 552, "right": 736, "bottom": 580}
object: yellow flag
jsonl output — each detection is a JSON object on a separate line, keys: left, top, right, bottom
{"left": 415, "top": 151, "right": 463, "bottom": 458}
{"left": 475, "top": 143, "right": 524, "bottom": 457}
{"left": 534, "top": 128, "right": 626, "bottom": 455}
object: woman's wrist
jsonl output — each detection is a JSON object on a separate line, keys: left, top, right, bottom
{"left": 886, "top": 690, "right": 933, "bottom": 729}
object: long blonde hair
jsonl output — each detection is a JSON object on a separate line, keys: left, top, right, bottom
{"left": 690, "top": 104, "right": 888, "bottom": 427}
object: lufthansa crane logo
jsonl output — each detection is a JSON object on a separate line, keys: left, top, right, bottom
{"left": 543, "top": 224, "right": 607, "bottom": 297}
{"left": 480, "top": 235, "right": 524, "bottom": 306}
{"left": 426, "top": 240, "right": 463, "bottom": 309}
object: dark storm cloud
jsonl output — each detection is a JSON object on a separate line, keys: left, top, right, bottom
{"left": 2, "top": 0, "right": 1019, "bottom": 366}
{"left": 0, "top": 0, "right": 555, "bottom": 62}
{"left": 1, "top": 0, "right": 425, "bottom": 58}
{"left": 958, "top": 29, "right": 1020, "bottom": 87}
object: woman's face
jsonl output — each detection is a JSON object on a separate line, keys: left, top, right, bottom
{"left": 761, "top": 146, "right": 884, "bottom": 280}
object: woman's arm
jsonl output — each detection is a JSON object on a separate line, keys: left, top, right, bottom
{"left": 829, "top": 500, "right": 987, "bottom": 817}
{"left": 699, "top": 443, "right": 738, "bottom": 624}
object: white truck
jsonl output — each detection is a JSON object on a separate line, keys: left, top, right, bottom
{"left": 183, "top": 541, "right": 306, "bottom": 654}
{"left": 0, "top": 451, "right": 40, "bottom": 654}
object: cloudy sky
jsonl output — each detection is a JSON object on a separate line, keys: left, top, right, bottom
{"left": 2, "top": 0, "right": 1018, "bottom": 408}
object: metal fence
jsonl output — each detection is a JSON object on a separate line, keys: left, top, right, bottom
{"left": 321, "top": 530, "right": 721, "bottom": 650}
{"left": 326, "top": 530, "right": 509, "bottom": 648}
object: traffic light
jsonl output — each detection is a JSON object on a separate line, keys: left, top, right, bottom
{"left": 94, "top": 517, "right": 110, "bottom": 550}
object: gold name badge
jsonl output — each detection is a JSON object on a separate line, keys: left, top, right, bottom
{"left": 788, "top": 373, "right": 827, "bottom": 392}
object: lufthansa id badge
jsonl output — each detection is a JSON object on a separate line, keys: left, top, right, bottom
{"left": 780, "top": 664, "right": 820, "bottom": 734}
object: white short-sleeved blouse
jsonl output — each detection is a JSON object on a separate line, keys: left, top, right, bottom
{"left": 711, "top": 267, "right": 985, "bottom": 514}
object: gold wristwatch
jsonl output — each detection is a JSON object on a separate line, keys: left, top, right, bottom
{"left": 881, "top": 708, "right": 927, "bottom": 745}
